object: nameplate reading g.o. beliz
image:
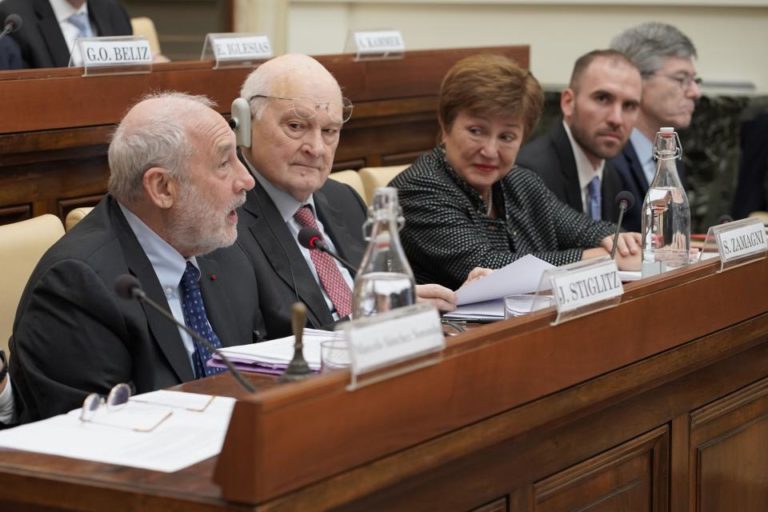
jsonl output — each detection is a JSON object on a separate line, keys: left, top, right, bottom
{"left": 80, "top": 39, "right": 152, "bottom": 67}
{"left": 716, "top": 219, "right": 768, "bottom": 263}
{"left": 552, "top": 260, "right": 624, "bottom": 314}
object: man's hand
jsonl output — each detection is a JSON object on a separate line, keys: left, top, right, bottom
{"left": 416, "top": 283, "right": 457, "bottom": 312}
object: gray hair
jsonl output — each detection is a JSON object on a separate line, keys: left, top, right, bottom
{"left": 610, "top": 22, "right": 697, "bottom": 76}
{"left": 107, "top": 92, "right": 216, "bottom": 204}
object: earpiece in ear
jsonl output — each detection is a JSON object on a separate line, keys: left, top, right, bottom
{"left": 230, "top": 97, "right": 252, "bottom": 148}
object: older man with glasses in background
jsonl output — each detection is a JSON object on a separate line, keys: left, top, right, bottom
{"left": 609, "top": 22, "right": 702, "bottom": 232}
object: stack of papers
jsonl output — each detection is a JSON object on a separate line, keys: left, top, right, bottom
{"left": 444, "top": 255, "right": 554, "bottom": 322}
{"left": 0, "top": 391, "right": 234, "bottom": 472}
{"left": 210, "top": 329, "right": 343, "bottom": 375}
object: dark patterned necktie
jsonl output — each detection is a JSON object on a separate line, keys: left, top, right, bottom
{"left": 294, "top": 205, "right": 352, "bottom": 318}
{"left": 587, "top": 176, "right": 601, "bottom": 221}
{"left": 179, "top": 262, "right": 225, "bottom": 378}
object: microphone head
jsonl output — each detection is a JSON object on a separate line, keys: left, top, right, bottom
{"left": 615, "top": 191, "right": 635, "bottom": 210}
{"left": 718, "top": 214, "right": 734, "bottom": 225}
{"left": 114, "top": 274, "right": 143, "bottom": 300}
{"left": 5, "top": 14, "right": 22, "bottom": 33}
{"left": 297, "top": 226, "right": 324, "bottom": 250}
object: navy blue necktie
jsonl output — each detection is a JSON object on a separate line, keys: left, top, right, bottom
{"left": 587, "top": 176, "right": 602, "bottom": 221}
{"left": 179, "top": 262, "right": 225, "bottom": 378}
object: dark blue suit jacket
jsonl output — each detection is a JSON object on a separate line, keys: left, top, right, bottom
{"left": 0, "top": 36, "right": 22, "bottom": 69}
{"left": 610, "top": 140, "right": 687, "bottom": 232}
{"left": 516, "top": 120, "right": 624, "bottom": 224}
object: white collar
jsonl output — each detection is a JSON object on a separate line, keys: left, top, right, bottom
{"left": 49, "top": 0, "right": 89, "bottom": 24}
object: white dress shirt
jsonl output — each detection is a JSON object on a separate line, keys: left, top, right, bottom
{"left": 563, "top": 121, "right": 605, "bottom": 214}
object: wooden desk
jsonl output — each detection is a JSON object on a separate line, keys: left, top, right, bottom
{"left": 1, "top": 257, "right": 768, "bottom": 511}
{"left": 0, "top": 45, "right": 528, "bottom": 225}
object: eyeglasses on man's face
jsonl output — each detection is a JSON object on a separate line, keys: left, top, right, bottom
{"left": 646, "top": 71, "right": 702, "bottom": 90}
{"left": 247, "top": 94, "right": 354, "bottom": 124}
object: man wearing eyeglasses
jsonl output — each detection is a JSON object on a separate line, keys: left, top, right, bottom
{"left": 610, "top": 22, "right": 702, "bottom": 232}
{"left": 234, "top": 54, "right": 459, "bottom": 340}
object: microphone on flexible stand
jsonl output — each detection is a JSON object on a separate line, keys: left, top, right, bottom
{"left": 610, "top": 191, "right": 636, "bottom": 260}
{"left": 0, "top": 14, "right": 22, "bottom": 40}
{"left": 114, "top": 274, "right": 256, "bottom": 393}
{"left": 297, "top": 226, "right": 358, "bottom": 276}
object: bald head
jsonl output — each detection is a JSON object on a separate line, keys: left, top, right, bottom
{"left": 240, "top": 54, "right": 344, "bottom": 120}
{"left": 239, "top": 54, "right": 349, "bottom": 202}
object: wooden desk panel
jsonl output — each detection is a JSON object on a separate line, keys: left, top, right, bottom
{"left": 1, "top": 259, "right": 767, "bottom": 511}
{"left": 0, "top": 46, "right": 528, "bottom": 225}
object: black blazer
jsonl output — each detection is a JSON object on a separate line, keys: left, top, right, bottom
{"left": 610, "top": 138, "right": 688, "bottom": 232}
{"left": 237, "top": 179, "right": 368, "bottom": 340}
{"left": 0, "top": 0, "right": 132, "bottom": 68}
{"left": 9, "top": 196, "right": 265, "bottom": 422}
{"left": 517, "top": 121, "right": 624, "bottom": 224}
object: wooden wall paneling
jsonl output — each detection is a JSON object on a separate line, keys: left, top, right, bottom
{"left": 531, "top": 426, "right": 669, "bottom": 512}
{"left": 689, "top": 377, "right": 768, "bottom": 512}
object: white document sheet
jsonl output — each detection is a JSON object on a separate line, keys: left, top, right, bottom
{"left": 0, "top": 391, "right": 235, "bottom": 473}
{"left": 456, "top": 254, "right": 555, "bottom": 305}
{"left": 215, "top": 328, "right": 342, "bottom": 370}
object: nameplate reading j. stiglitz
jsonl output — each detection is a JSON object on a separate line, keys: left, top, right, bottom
{"left": 544, "top": 257, "right": 624, "bottom": 324}
{"left": 79, "top": 37, "right": 152, "bottom": 69}
{"left": 351, "top": 30, "right": 405, "bottom": 59}
{"left": 342, "top": 303, "right": 444, "bottom": 378}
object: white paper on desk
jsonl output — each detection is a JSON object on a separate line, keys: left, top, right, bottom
{"left": 216, "top": 328, "right": 342, "bottom": 370}
{"left": 444, "top": 299, "right": 504, "bottom": 321}
{"left": 0, "top": 391, "right": 235, "bottom": 473}
{"left": 456, "top": 255, "right": 555, "bottom": 305}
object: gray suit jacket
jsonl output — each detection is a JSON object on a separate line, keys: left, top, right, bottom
{"left": 517, "top": 121, "right": 624, "bottom": 224}
{"left": 237, "top": 178, "right": 368, "bottom": 340}
{"left": 0, "top": 0, "right": 132, "bottom": 68}
{"left": 9, "top": 196, "right": 264, "bottom": 422}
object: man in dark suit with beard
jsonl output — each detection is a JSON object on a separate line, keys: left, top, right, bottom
{"left": 7, "top": 92, "right": 263, "bottom": 423}
{"left": 517, "top": 50, "right": 642, "bottom": 225}
{"left": 0, "top": 0, "right": 132, "bottom": 68}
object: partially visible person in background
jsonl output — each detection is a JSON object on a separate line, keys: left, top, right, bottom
{"left": 610, "top": 22, "right": 701, "bottom": 232}
{"left": 390, "top": 54, "right": 640, "bottom": 290}
{"left": 0, "top": 0, "right": 132, "bottom": 68}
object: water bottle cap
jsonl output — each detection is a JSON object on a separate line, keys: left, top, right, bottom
{"left": 659, "top": 127, "right": 675, "bottom": 137}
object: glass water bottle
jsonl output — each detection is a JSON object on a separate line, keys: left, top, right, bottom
{"left": 641, "top": 127, "right": 691, "bottom": 275}
{"left": 351, "top": 187, "right": 416, "bottom": 318}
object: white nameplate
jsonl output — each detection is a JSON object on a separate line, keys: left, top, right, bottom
{"left": 716, "top": 218, "right": 767, "bottom": 263}
{"left": 353, "top": 30, "right": 405, "bottom": 57}
{"left": 552, "top": 259, "right": 623, "bottom": 314}
{"left": 343, "top": 303, "right": 444, "bottom": 375}
{"left": 208, "top": 34, "right": 272, "bottom": 62}
{"left": 79, "top": 38, "right": 152, "bottom": 67}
